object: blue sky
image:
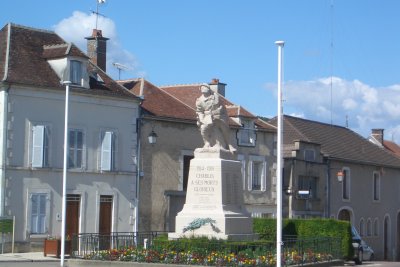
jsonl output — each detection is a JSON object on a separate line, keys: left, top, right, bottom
{"left": 2, "top": 0, "right": 400, "bottom": 142}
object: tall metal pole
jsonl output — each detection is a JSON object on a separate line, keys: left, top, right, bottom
{"left": 60, "top": 81, "right": 71, "bottom": 267}
{"left": 275, "top": 40, "right": 284, "bottom": 267}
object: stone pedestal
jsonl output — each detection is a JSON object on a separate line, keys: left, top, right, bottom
{"left": 169, "top": 149, "right": 253, "bottom": 240}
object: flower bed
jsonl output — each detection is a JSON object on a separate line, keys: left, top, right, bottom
{"left": 83, "top": 246, "right": 334, "bottom": 266}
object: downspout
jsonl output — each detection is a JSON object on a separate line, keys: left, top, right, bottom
{"left": 325, "top": 158, "right": 331, "bottom": 218}
{"left": 288, "top": 159, "right": 294, "bottom": 218}
{"left": 134, "top": 78, "right": 145, "bottom": 233}
{"left": 0, "top": 23, "right": 12, "bottom": 216}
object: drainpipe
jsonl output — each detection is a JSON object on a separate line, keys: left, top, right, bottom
{"left": 325, "top": 158, "right": 331, "bottom": 218}
{"left": 0, "top": 24, "right": 12, "bottom": 216}
{"left": 0, "top": 83, "right": 9, "bottom": 217}
{"left": 134, "top": 78, "right": 145, "bottom": 233}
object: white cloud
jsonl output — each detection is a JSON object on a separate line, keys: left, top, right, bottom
{"left": 53, "top": 11, "right": 140, "bottom": 79}
{"left": 281, "top": 77, "right": 400, "bottom": 143}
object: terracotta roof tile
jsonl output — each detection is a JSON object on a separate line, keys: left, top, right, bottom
{"left": 118, "top": 79, "right": 197, "bottom": 121}
{"left": 383, "top": 140, "right": 400, "bottom": 158}
{"left": 271, "top": 115, "right": 400, "bottom": 167}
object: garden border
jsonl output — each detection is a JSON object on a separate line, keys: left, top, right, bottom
{"left": 67, "top": 259, "right": 344, "bottom": 267}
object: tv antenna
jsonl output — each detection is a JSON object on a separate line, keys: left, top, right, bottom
{"left": 93, "top": 0, "right": 107, "bottom": 30}
{"left": 113, "top": 62, "right": 129, "bottom": 80}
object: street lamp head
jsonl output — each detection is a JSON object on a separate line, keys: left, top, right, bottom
{"left": 275, "top": 40, "right": 285, "bottom": 47}
{"left": 148, "top": 130, "right": 158, "bottom": 144}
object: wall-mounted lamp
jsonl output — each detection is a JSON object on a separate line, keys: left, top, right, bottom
{"left": 336, "top": 171, "right": 343, "bottom": 182}
{"left": 148, "top": 130, "right": 157, "bottom": 144}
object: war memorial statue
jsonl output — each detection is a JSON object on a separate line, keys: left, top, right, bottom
{"left": 169, "top": 84, "right": 253, "bottom": 240}
{"left": 195, "top": 84, "right": 236, "bottom": 153}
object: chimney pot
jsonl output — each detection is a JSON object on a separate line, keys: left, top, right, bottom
{"left": 208, "top": 78, "right": 226, "bottom": 97}
{"left": 85, "top": 29, "right": 109, "bottom": 72}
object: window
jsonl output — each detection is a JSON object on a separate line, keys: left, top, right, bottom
{"left": 237, "top": 119, "right": 256, "bottom": 146}
{"left": 31, "top": 125, "right": 49, "bottom": 168}
{"left": 342, "top": 168, "right": 350, "bottom": 200}
{"left": 182, "top": 155, "right": 193, "bottom": 191}
{"left": 30, "top": 193, "right": 47, "bottom": 234}
{"left": 100, "top": 131, "right": 115, "bottom": 171}
{"left": 237, "top": 154, "right": 246, "bottom": 190}
{"left": 373, "top": 218, "right": 379, "bottom": 236}
{"left": 248, "top": 156, "right": 266, "bottom": 191}
{"left": 298, "top": 176, "right": 318, "bottom": 199}
{"left": 367, "top": 218, "right": 372, "bottom": 236}
{"left": 68, "top": 129, "right": 84, "bottom": 168}
{"left": 70, "top": 60, "right": 82, "bottom": 85}
{"left": 359, "top": 219, "right": 365, "bottom": 236}
{"left": 373, "top": 172, "right": 380, "bottom": 201}
{"left": 304, "top": 149, "right": 315, "bottom": 161}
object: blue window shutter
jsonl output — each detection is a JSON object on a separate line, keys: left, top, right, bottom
{"left": 32, "top": 125, "right": 45, "bottom": 168}
{"left": 101, "top": 131, "right": 113, "bottom": 171}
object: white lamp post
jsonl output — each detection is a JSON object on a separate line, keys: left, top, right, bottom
{"left": 60, "top": 80, "right": 71, "bottom": 267}
{"left": 275, "top": 40, "right": 284, "bottom": 267}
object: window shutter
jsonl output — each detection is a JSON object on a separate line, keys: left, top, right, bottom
{"left": 32, "top": 125, "right": 45, "bottom": 168}
{"left": 261, "top": 161, "right": 267, "bottom": 191}
{"left": 248, "top": 161, "right": 253, "bottom": 191}
{"left": 101, "top": 131, "right": 113, "bottom": 171}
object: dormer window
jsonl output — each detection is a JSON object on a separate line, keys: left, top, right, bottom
{"left": 237, "top": 119, "right": 256, "bottom": 147}
{"left": 70, "top": 60, "right": 83, "bottom": 85}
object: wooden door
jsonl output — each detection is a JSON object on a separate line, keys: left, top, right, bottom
{"left": 99, "top": 195, "right": 112, "bottom": 250}
{"left": 66, "top": 194, "right": 80, "bottom": 239}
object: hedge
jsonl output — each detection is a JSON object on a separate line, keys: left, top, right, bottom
{"left": 253, "top": 218, "right": 352, "bottom": 259}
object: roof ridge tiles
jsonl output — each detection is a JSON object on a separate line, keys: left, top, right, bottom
{"left": 43, "top": 43, "right": 68, "bottom": 49}
{"left": 159, "top": 83, "right": 202, "bottom": 88}
{"left": 9, "top": 23, "right": 55, "bottom": 34}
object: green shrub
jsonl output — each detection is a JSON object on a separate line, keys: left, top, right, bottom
{"left": 253, "top": 218, "right": 352, "bottom": 259}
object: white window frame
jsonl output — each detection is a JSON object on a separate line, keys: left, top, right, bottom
{"left": 237, "top": 154, "right": 246, "bottom": 190}
{"left": 70, "top": 60, "right": 83, "bottom": 86}
{"left": 31, "top": 124, "right": 50, "bottom": 168}
{"left": 372, "top": 171, "right": 380, "bottom": 202}
{"left": 248, "top": 155, "right": 267, "bottom": 192}
{"left": 342, "top": 167, "right": 351, "bottom": 201}
{"left": 237, "top": 119, "right": 256, "bottom": 147}
{"left": 100, "top": 131, "right": 116, "bottom": 171}
{"left": 68, "top": 128, "right": 85, "bottom": 169}
{"left": 27, "top": 190, "right": 51, "bottom": 237}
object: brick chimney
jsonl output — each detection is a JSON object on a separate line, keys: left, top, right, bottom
{"left": 85, "top": 29, "right": 109, "bottom": 72}
{"left": 208, "top": 78, "right": 226, "bottom": 97}
{"left": 371, "top": 129, "right": 384, "bottom": 145}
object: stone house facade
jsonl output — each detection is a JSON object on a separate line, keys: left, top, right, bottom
{"left": 0, "top": 23, "right": 141, "bottom": 251}
{"left": 119, "top": 78, "right": 277, "bottom": 232}
{"left": 274, "top": 115, "right": 400, "bottom": 261}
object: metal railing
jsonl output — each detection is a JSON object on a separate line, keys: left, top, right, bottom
{"left": 71, "top": 233, "right": 342, "bottom": 266}
{"left": 71, "top": 231, "right": 166, "bottom": 258}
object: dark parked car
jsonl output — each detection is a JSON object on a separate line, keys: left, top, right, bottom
{"left": 352, "top": 226, "right": 374, "bottom": 264}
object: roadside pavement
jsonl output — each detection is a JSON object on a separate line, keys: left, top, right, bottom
{"left": 0, "top": 252, "right": 60, "bottom": 262}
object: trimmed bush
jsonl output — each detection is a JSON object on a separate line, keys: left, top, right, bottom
{"left": 253, "top": 218, "right": 352, "bottom": 259}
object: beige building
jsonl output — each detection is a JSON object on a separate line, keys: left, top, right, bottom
{"left": 119, "top": 78, "right": 277, "bottom": 232}
{"left": 0, "top": 23, "right": 141, "bottom": 251}
{"left": 275, "top": 115, "right": 400, "bottom": 261}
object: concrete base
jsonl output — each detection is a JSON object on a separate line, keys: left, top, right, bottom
{"left": 169, "top": 150, "right": 252, "bottom": 240}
